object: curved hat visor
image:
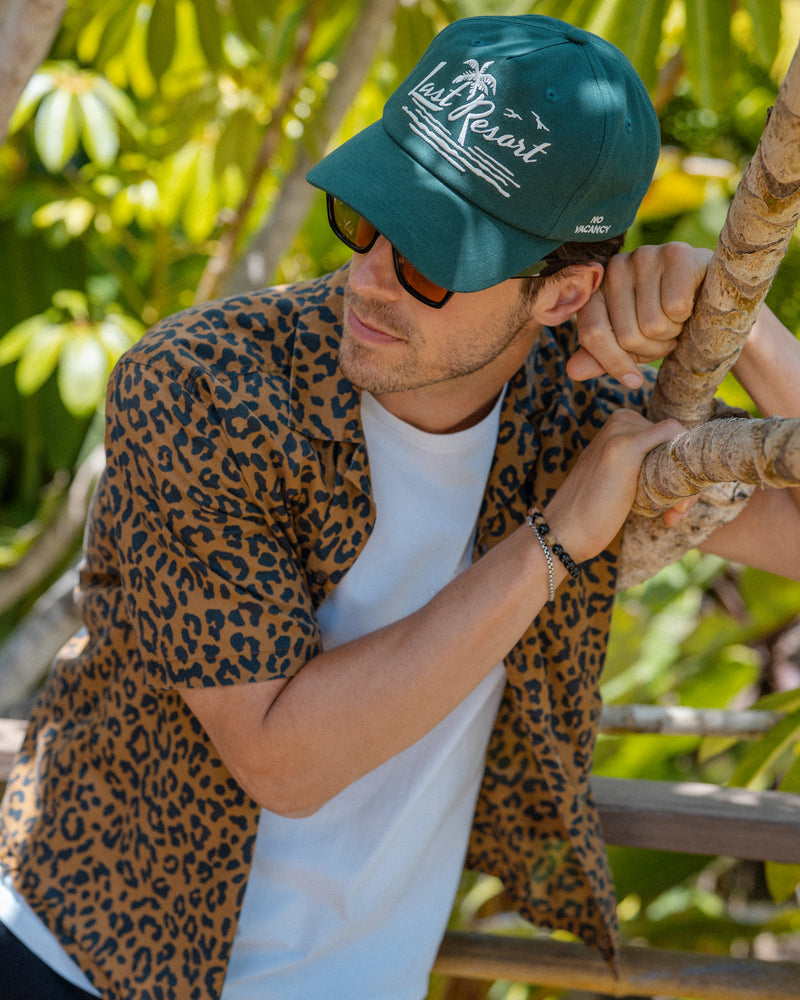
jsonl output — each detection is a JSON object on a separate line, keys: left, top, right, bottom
{"left": 307, "top": 120, "right": 561, "bottom": 294}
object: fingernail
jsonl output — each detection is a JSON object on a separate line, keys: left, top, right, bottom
{"left": 622, "top": 373, "right": 642, "bottom": 389}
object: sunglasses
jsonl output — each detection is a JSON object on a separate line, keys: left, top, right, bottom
{"left": 326, "top": 194, "right": 568, "bottom": 309}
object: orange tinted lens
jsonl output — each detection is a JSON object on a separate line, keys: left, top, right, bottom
{"left": 396, "top": 254, "right": 449, "bottom": 305}
{"left": 333, "top": 200, "right": 376, "bottom": 251}
{"left": 355, "top": 216, "right": 377, "bottom": 249}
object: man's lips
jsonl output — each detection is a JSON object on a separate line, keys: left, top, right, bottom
{"left": 346, "top": 306, "right": 406, "bottom": 346}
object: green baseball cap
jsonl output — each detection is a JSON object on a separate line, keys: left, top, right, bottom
{"left": 307, "top": 15, "right": 660, "bottom": 293}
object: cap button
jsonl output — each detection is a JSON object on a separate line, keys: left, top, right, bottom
{"left": 564, "top": 27, "right": 586, "bottom": 44}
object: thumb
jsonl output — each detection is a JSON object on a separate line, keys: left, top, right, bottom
{"left": 566, "top": 346, "right": 607, "bottom": 382}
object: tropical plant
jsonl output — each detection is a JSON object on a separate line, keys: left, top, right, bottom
{"left": 0, "top": 2, "right": 799, "bottom": 998}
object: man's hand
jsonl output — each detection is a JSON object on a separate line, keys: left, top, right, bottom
{"left": 543, "top": 409, "right": 687, "bottom": 564}
{"left": 567, "top": 242, "right": 712, "bottom": 388}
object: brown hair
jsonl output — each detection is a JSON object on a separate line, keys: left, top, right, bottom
{"left": 521, "top": 232, "right": 626, "bottom": 303}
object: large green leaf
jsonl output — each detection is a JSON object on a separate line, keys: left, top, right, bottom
{"left": 16, "top": 325, "right": 68, "bottom": 395}
{"left": 740, "top": 0, "right": 782, "bottom": 67}
{"left": 230, "top": 0, "right": 265, "bottom": 49}
{"left": 93, "top": 0, "right": 140, "bottom": 68}
{"left": 765, "top": 754, "right": 800, "bottom": 903}
{"left": 683, "top": 0, "right": 732, "bottom": 113}
{"left": 182, "top": 142, "right": 219, "bottom": 241}
{"left": 596, "top": 0, "right": 670, "bottom": 94}
{"left": 192, "top": 0, "right": 223, "bottom": 68}
{"left": 729, "top": 707, "right": 800, "bottom": 789}
{"left": 34, "top": 90, "right": 82, "bottom": 172}
{"left": 97, "top": 316, "right": 142, "bottom": 359}
{"left": 92, "top": 76, "right": 147, "bottom": 142}
{"left": 8, "top": 72, "right": 56, "bottom": 134}
{"left": 78, "top": 90, "right": 120, "bottom": 166}
{"left": 214, "top": 106, "right": 260, "bottom": 179}
{"left": 0, "top": 316, "right": 51, "bottom": 365}
{"left": 532, "top": 0, "right": 602, "bottom": 24}
{"left": 148, "top": 0, "right": 178, "bottom": 80}
{"left": 58, "top": 331, "right": 109, "bottom": 416}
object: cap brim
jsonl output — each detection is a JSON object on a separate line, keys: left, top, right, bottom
{"left": 306, "top": 121, "right": 561, "bottom": 294}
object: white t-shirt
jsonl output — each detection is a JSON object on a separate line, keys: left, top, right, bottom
{"left": 1, "top": 389, "right": 506, "bottom": 1000}
{"left": 223, "top": 391, "right": 506, "bottom": 1000}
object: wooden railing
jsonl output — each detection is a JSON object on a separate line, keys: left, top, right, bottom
{"left": 2, "top": 711, "right": 799, "bottom": 999}
{"left": 434, "top": 706, "right": 800, "bottom": 1000}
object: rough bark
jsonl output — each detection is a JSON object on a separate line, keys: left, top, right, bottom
{"left": 649, "top": 41, "right": 800, "bottom": 428}
{"left": 633, "top": 416, "right": 800, "bottom": 513}
{"left": 0, "top": 0, "right": 67, "bottom": 145}
{"left": 619, "top": 38, "right": 800, "bottom": 588}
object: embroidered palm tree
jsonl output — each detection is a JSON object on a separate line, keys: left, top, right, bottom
{"left": 444, "top": 60, "right": 497, "bottom": 103}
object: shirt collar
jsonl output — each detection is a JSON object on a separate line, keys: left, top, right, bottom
{"left": 286, "top": 269, "right": 576, "bottom": 456}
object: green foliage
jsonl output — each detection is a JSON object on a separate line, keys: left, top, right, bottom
{"left": 1, "top": 2, "right": 800, "bottom": 994}
{"left": 530, "top": 0, "right": 784, "bottom": 112}
{"left": 9, "top": 63, "right": 144, "bottom": 171}
{"left": 0, "top": 282, "right": 142, "bottom": 416}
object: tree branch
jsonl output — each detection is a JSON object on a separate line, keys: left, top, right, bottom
{"left": 648, "top": 39, "right": 800, "bottom": 428}
{"left": 222, "top": 0, "right": 400, "bottom": 297}
{"left": 620, "top": 38, "right": 800, "bottom": 584}
{"left": 0, "top": 0, "right": 67, "bottom": 145}
{"left": 0, "top": 444, "right": 104, "bottom": 616}
{"left": 633, "top": 416, "right": 800, "bottom": 514}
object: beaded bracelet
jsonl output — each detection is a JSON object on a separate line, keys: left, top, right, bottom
{"left": 526, "top": 507, "right": 582, "bottom": 581}
{"left": 526, "top": 515, "right": 556, "bottom": 604}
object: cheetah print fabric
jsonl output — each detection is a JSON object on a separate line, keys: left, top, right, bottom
{"left": 0, "top": 269, "right": 653, "bottom": 998}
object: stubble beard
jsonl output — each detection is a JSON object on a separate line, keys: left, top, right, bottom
{"left": 340, "top": 284, "right": 533, "bottom": 395}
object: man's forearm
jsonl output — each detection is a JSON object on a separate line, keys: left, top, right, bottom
{"left": 733, "top": 305, "right": 800, "bottom": 512}
{"left": 733, "top": 306, "right": 800, "bottom": 419}
{"left": 184, "top": 522, "right": 562, "bottom": 817}
{"left": 181, "top": 410, "right": 681, "bottom": 816}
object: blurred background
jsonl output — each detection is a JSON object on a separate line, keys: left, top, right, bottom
{"left": 0, "top": 2, "right": 799, "bottom": 997}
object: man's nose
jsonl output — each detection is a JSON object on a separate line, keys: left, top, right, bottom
{"left": 348, "top": 235, "right": 403, "bottom": 302}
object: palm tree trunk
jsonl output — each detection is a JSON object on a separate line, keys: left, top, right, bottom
{"left": 619, "top": 37, "right": 800, "bottom": 588}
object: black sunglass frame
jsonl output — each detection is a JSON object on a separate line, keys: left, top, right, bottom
{"left": 326, "top": 193, "right": 569, "bottom": 309}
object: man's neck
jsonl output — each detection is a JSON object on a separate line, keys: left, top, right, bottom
{"left": 372, "top": 327, "right": 538, "bottom": 434}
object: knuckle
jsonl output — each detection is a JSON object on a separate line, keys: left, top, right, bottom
{"left": 579, "top": 323, "right": 608, "bottom": 347}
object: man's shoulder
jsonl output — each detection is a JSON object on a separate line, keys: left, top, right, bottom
{"left": 121, "top": 269, "right": 346, "bottom": 383}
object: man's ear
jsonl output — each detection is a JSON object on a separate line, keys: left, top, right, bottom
{"left": 532, "top": 263, "right": 604, "bottom": 326}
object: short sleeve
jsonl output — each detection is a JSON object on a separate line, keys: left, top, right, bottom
{"left": 103, "top": 357, "right": 321, "bottom": 689}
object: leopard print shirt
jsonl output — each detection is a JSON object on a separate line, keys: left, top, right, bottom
{"left": 0, "top": 269, "right": 652, "bottom": 999}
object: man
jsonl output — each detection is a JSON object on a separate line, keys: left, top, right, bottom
{"left": 1, "top": 13, "right": 799, "bottom": 1000}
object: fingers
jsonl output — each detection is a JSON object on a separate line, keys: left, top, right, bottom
{"left": 603, "top": 409, "right": 683, "bottom": 458}
{"left": 544, "top": 411, "right": 685, "bottom": 564}
{"left": 663, "top": 494, "right": 700, "bottom": 527}
{"left": 656, "top": 243, "right": 712, "bottom": 325}
{"left": 569, "top": 243, "right": 712, "bottom": 387}
{"left": 570, "top": 284, "right": 649, "bottom": 388}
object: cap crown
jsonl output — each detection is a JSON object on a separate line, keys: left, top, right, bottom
{"left": 307, "top": 15, "right": 660, "bottom": 292}
{"left": 383, "top": 15, "right": 658, "bottom": 243}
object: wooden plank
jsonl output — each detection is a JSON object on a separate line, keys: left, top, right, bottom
{"left": 434, "top": 933, "right": 800, "bottom": 1000}
{"left": 0, "top": 718, "right": 26, "bottom": 778}
{"left": 594, "top": 775, "right": 800, "bottom": 863}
